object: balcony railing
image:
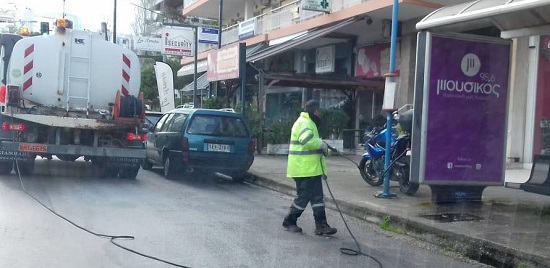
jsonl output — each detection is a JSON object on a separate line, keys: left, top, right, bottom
{"left": 197, "top": 0, "right": 367, "bottom": 54}
{"left": 184, "top": 0, "right": 199, "bottom": 8}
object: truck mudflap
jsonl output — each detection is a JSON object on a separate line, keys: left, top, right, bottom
{"left": 0, "top": 142, "right": 145, "bottom": 167}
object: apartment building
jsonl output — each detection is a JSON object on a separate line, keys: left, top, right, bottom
{"left": 173, "top": 0, "right": 466, "bottom": 144}
{"left": 153, "top": 0, "right": 549, "bottom": 167}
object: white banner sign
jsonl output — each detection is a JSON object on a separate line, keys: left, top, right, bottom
{"left": 316, "top": 45, "right": 335, "bottom": 74}
{"left": 133, "top": 36, "right": 162, "bottom": 52}
{"left": 154, "top": 62, "right": 176, "bottom": 113}
{"left": 162, "top": 27, "right": 195, "bottom": 56}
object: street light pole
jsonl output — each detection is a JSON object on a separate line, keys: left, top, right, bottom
{"left": 215, "top": 0, "right": 224, "bottom": 98}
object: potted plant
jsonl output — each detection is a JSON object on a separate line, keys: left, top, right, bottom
{"left": 265, "top": 119, "right": 294, "bottom": 155}
{"left": 320, "top": 109, "right": 349, "bottom": 152}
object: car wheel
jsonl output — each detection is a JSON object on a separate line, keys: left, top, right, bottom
{"left": 0, "top": 162, "right": 12, "bottom": 175}
{"left": 141, "top": 158, "right": 153, "bottom": 171}
{"left": 163, "top": 156, "right": 177, "bottom": 179}
{"left": 231, "top": 172, "right": 248, "bottom": 183}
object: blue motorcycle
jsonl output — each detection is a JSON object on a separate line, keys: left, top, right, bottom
{"left": 359, "top": 112, "right": 419, "bottom": 195}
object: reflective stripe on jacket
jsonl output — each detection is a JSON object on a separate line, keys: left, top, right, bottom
{"left": 286, "top": 112, "right": 327, "bottom": 178}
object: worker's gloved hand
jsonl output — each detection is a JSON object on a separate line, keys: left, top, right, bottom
{"left": 319, "top": 142, "right": 329, "bottom": 156}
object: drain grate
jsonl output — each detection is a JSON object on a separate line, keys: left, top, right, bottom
{"left": 420, "top": 213, "right": 483, "bottom": 223}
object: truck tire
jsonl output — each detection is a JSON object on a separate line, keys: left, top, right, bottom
{"left": 57, "top": 155, "right": 80, "bottom": 162}
{"left": 0, "top": 163, "right": 12, "bottom": 175}
{"left": 100, "top": 167, "right": 118, "bottom": 178}
{"left": 15, "top": 161, "right": 35, "bottom": 176}
{"left": 141, "top": 159, "right": 153, "bottom": 171}
{"left": 120, "top": 167, "right": 139, "bottom": 179}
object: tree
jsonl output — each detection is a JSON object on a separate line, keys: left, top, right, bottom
{"left": 132, "top": 0, "right": 160, "bottom": 36}
{"left": 139, "top": 59, "right": 193, "bottom": 106}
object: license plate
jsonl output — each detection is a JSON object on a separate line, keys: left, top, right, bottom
{"left": 19, "top": 143, "right": 47, "bottom": 153}
{"left": 206, "top": 143, "right": 231, "bottom": 153}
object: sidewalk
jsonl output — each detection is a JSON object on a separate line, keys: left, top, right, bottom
{"left": 246, "top": 155, "right": 550, "bottom": 268}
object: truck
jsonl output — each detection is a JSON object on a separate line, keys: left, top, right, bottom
{"left": 0, "top": 19, "right": 146, "bottom": 178}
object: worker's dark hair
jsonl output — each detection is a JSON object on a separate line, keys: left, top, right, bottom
{"left": 304, "top": 100, "right": 320, "bottom": 113}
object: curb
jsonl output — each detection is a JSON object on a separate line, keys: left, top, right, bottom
{"left": 246, "top": 173, "right": 550, "bottom": 268}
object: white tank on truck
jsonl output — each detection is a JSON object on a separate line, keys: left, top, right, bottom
{"left": 7, "top": 27, "right": 140, "bottom": 114}
{"left": 0, "top": 19, "right": 146, "bottom": 178}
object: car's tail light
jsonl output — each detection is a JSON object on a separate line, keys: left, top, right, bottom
{"left": 126, "top": 132, "right": 146, "bottom": 141}
{"left": 2, "top": 122, "right": 25, "bottom": 132}
{"left": 181, "top": 137, "right": 189, "bottom": 162}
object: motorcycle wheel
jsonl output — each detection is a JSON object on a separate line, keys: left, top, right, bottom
{"left": 359, "top": 158, "right": 384, "bottom": 186}
{"left": 397, "top": 166, "right": 419, "bottom": 195}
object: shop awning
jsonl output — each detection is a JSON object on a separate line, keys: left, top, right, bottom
{"left": 177, "top": 60, "right": 207, "bottom": 77}
{"left": 416, "top": 0, "right": 550, "bottom": 39}
{"left": 181, "top": 73, "right": 209, "bottom": 93}
{"left": 263, "top": 72, "right": 384, "bottom": 90}
{"left": 247, "top": 18, "right": 357, "bottom": 63}
{"left": 177, "top": 43, "right": 268, "bottom": 77}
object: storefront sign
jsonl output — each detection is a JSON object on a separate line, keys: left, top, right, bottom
{"left": 420, "top": 34, "right": 510, "bottom": 185}
{"left": 302, "top": 0, "right": 331, "bottom": 13}
{"left": 238, "top": 18, "right": 257, "bottom": 40}
{"left": 161, "top": 27, "right": 194, "bottom": 56}
{"left": 199, "top": 27, "right": 219, "bottom": 45}
{"left": 355, "top": 43, "right": 401, "bottom": 78}
{"left": 315, "top": 45, "right": 335, "bottom": 74}
{"left": 133, "top": 36, "right": 162, "bottom": 52}
{"left": 207, "top": 43, "right": 240, "bottom": 81}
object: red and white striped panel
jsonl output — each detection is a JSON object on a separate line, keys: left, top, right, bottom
{"left": 121, "top": 54, "right": 131, "bottom": 96}
{"left": 23, "top": 44, "right": 34, "bottom": 91}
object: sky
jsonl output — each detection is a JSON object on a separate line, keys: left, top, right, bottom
{"left": 1, "top": 0, "right": 139, "bottom": 35}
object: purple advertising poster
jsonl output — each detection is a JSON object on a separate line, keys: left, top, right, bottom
{"left": 423, "top": 35, "right": 510, "bottom": 185}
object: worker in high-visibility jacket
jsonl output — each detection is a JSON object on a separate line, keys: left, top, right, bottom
{"left": 282, "top": 100, "right": 337, "bottom": 236}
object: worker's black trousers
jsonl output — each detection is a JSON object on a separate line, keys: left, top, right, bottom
{"left": 288, "top": 176, "right": 326, "bottom": 220}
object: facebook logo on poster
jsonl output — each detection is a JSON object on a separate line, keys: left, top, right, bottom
{"left": 447, "top": 162, "right": 453, "bottom": 169}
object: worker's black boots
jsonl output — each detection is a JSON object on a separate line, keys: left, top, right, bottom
{"left": 314, "top": 211, "right": 337, "bottom": 236}
{"left": 283, "top": 213, "right": 303, "bottom": 233}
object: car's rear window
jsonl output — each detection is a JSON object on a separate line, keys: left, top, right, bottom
{"left": 187, "top": 114, "right": 249, "bottom": 138}
{"left": 146, "top": 114, "right": 162, "bottom": 126}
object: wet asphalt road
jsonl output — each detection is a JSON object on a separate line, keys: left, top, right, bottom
{"left": 0, "top": 158, "right": 489, "bottom": 268}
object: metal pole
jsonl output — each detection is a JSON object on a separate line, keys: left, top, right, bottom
{"left": 113, "top": 0, "right": 117, "bottom": 44}
{"left": 215, "top": 0, "right": 224, "bottom": 98}
{"left": 218, "top": 0, "right": 223, "bottom": 48}
{"left": 194, "top": 27, "right": 198, "bottom": 108}
{"left": 377, "top": 0, "right": 399, "bottom": 199}
{"left": 240, "top": 43, "right": 246, "bottom": 117}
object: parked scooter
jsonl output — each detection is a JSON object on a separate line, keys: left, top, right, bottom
{"left": 359, "top": 109, "right": 419, "bottom": 195}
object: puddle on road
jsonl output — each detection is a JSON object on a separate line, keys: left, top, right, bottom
{"left": 420, "top": 213, "right": 483, "bottom": 223}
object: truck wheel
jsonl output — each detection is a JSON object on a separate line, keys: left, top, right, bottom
{"left": 163, "top": 156, "right": 178, "bottom": 179}
{"left": 15, "top": 161, "right": 35, "bottom": 176}
{"left": 100, "top": 167, "right": 118, "bottom": 178}
{"left": 57, "top": 155, "right": 80, "bottom": 162}
{"left": 141, "top": 159, "right": 153, "bottom": 171}
{"left": 120, "top": 167, "right": 139, "bottom": 179}
{"left": 0, "top": 163, "right": 13, "bottom": 175}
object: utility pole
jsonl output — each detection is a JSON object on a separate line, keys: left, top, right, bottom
{"left": 376, "top": 0, "right": 399, "bottom": 199}
{"left": 113, "top": 0, "right": 117, "bottom": 44}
